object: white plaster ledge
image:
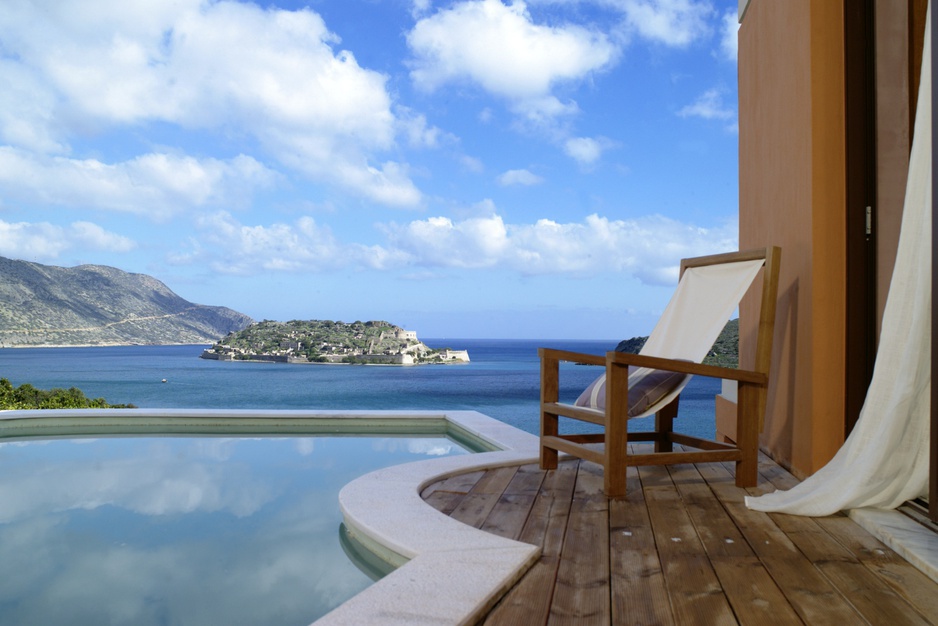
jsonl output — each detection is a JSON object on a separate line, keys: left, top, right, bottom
{"left": 850, "top": 507, "right": 938, "bottom": 583}
{"left": 319, "top": 413, "right": 542, "bottom": 625}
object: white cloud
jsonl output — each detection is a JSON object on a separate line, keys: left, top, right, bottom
{"left": 190, "top": 212, "right": 345, "bottom": 274}
{"left": 0, "top": 1, "right": 422, "bottom": 207}
{"left": 459, "top": 155, "right": 485, "bottom": 173}
{"left": 383, "top": 214, "right": 511, "bottom": 268}
{"left": 678, "top": 88, "right": 735, "bottom": 121}
{"left": 0, "top": 220, "right": 135, "bottom": 262}
{"left": 70, "top": 222, "right": 137, "bottom": 251}
{"left": 407, "top": 0, "right": 617, "bottom": 120}
{"left": 720, "top": 9, "right": 738, "bottom": 60}
{"left": 497, "top": 169, "right": 544, "bottom": 186}
{"left": 381, "top": 210, "right": 737, "bottom": 282}
{"left": 396, "top": 107, "right": 449, "bottom": 148}
{"left": 0, "top": 60, "right": 67, "bottom": 154}
{"left": 0, "top": 147, "right": 275, "bottom": 217}
{"left": 412, "top": 0, "right": 434, "bottom": 18}
{"left": 173, "top": 208, "right": 736, "bottom": 284}
{"left": 621, "top": 0, "right": 714, "bottom": 47}
{"left": 564, "top": 136, "right": 608, "bottom": 164}
{"left": 177, "top": 212, "right": 410, "bottom": 275}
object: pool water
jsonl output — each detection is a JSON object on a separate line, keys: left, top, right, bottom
{"left": 0, "top": 434, "right": 469, "bottom": 625}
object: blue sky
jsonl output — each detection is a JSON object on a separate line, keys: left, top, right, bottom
{"left": 0, "top": 0, "right": 740, "bottom": 340}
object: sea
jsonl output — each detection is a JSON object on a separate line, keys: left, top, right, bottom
{"left": 0, "top": 339, "right": 721, "bottom": 439}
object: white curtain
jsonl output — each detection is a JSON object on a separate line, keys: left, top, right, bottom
{"left": 746, "top": 6, "right": 932, "bottom": 515}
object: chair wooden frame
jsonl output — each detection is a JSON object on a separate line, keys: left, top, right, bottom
{"left": 539, "top": 247, "right": 781, "bottom": 497}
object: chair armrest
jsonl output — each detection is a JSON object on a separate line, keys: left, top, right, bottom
{"left": 538, "top": 347, "right": 606, "bottom": 367}
{"left": 606, "top": 352, "right": 768, "bottom": 385}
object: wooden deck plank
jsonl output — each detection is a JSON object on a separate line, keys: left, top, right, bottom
{"left": 815, "top": 559, "right": 932, "bottom": 625}
{"left": 418, "top": 454, "right": 938, "bottom": 626}
{"left": 770, "top": 506, "right": 933, "bottom": 624}
{"left": 609, "top": 466, "right": 674, "bottom": 625}
{"left": 505, "top": 462, "right": 550, "bottom": 496}
{"left": 698, "top": 462, "right": 868, "bottom": 623}
{"left": 448, "top": 465, "right": 519, "bottom": 528}
{"left": 659, "top": 554, "right": 737, "bottom": 626}
{"left": 770, "top": 510, "right": 922, "bottom": 622}
{"left": 638, "top": 464, "right": 737, "bottom": 625}
{"left": 548, "top": 461, "right": 611, "bottom": 624}
{"left": 667, "top": 462, "right": 803, "bottom": 624}
{"left": 480, "top": 464, "right": 547, "bottom": 540}
{"left": 421, "top": 470, "right": 485, "bottom": 515}
{"left": 422, "top": 489, "right": 467, "bottom": 516}
{"left": 481, "top": 493, "right": 537, "bottom": 541}
{"left": 484, "top": 460, "right": 578, "bottom": 626}
{"left": 817, "top": 515, "right": 938, "bottom": 619}
{"left": 524, "top": 461, "right": 580, "bottom": 557}
{"left": 419, "top": 469, "right": 484, "bottom": 499}
{"left": 667, "top": 462, "right": 754, "bottom": 559}
{"left": 710, "top": 556, "right": 804, "bottom": 625}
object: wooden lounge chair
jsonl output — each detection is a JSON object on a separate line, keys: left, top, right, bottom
{"left": 539, "top": 247, "right": 781, "bottom": 497}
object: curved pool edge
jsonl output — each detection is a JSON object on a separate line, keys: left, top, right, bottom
{"left": 322, "top": 411, "right": 542, "bottom": 626}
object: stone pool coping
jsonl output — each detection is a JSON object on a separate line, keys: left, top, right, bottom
{"left": 320, "top": 410, "right": 541, "bottom": 625}
{"left": 0, "top": 408, "right": 542, "bottom": 625}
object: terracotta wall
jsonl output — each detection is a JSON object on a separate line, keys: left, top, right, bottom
{"left": 739, "top": 0, "right": 918, "bottom": 478}
{"left": 738, "top": 0, "right": 848, "bottom": 478}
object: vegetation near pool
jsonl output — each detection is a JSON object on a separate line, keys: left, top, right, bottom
{"left": 0, "top": 378, "right": 134, "bottom": 410}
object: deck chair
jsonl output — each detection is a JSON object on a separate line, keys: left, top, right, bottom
{"left": 539, "top": 247, "right": 781, "bottom": 497}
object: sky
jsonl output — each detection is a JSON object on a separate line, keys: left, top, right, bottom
{"left": 0, "top": 0, "right": 740, "bottom": 340}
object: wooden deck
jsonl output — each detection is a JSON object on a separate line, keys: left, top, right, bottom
{"left": 420, "top": 446, "right": 938, "bottom": 625}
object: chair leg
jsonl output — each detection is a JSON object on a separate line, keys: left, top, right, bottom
{"left": 604, "top": 359, "right": 629, "bottom": 497}
{"left": 654, "top": 397, "right": 679, "bottom": 452}
{"left": 734, "top": 384, "right": 760, "bottom": 487}
{"left": 605, "top": 414, "right": 627, "bottom": 497}
{"left": 540, "top": 352, "right": 560, "bottom": 470}
{"left": 540, "top": 409, "right": 559, "bottom": 470}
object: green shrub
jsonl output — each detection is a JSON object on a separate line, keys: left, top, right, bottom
{"left": 0, "top": 378, "right": 134, "bottom": 410}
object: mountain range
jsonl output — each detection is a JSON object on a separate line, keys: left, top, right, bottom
{"left": 0, "top": 257, "right": 252, "bottom": 347}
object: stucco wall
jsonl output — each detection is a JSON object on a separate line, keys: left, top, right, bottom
{"left": 739, "top": 0, "right": 923, "bottom": 480}
{"left": 739, "top": 0, "right": 847, "bottom": 478}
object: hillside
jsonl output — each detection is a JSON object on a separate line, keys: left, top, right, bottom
{"left": 0, "top": 257, "right": 253, "bottom": 347}
{"left": 615, "top": 318, "right": 740, "bottom": 367}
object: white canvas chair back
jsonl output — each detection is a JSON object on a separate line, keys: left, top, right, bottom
{"left": 585, "top": 258, "right": 766, "bottom": 417}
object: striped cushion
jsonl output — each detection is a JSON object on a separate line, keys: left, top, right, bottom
{"left": 575, "top": 367, "right": 689, "bottom": 416}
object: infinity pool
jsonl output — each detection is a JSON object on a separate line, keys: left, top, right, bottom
{"left": 0, "top": 430, "right": 472, "bottom": 625}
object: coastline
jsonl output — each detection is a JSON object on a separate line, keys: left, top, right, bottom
{"left": 201, "top": 350, "right": 471, "bottom": 366}
{"left": 219, "top": 358, "right": 471, "bottom": 367}
{"left": 0, "top": 342, "right": 212, "bottom": 349}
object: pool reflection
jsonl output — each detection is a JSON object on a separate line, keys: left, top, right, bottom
{"left": 0, "top": 435, "right": 468, "bottom": 625}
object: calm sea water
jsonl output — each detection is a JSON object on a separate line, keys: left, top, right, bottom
{"left": 0, "top": 339, "right": 720, "bottom": 439}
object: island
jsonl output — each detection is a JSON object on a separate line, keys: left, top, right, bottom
{"left": 200, "top": 319, "right": 469, "bottom": 366}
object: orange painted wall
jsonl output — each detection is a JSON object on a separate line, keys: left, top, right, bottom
{"left": 738, "top": 0, "right": 847, "bottom": 478}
